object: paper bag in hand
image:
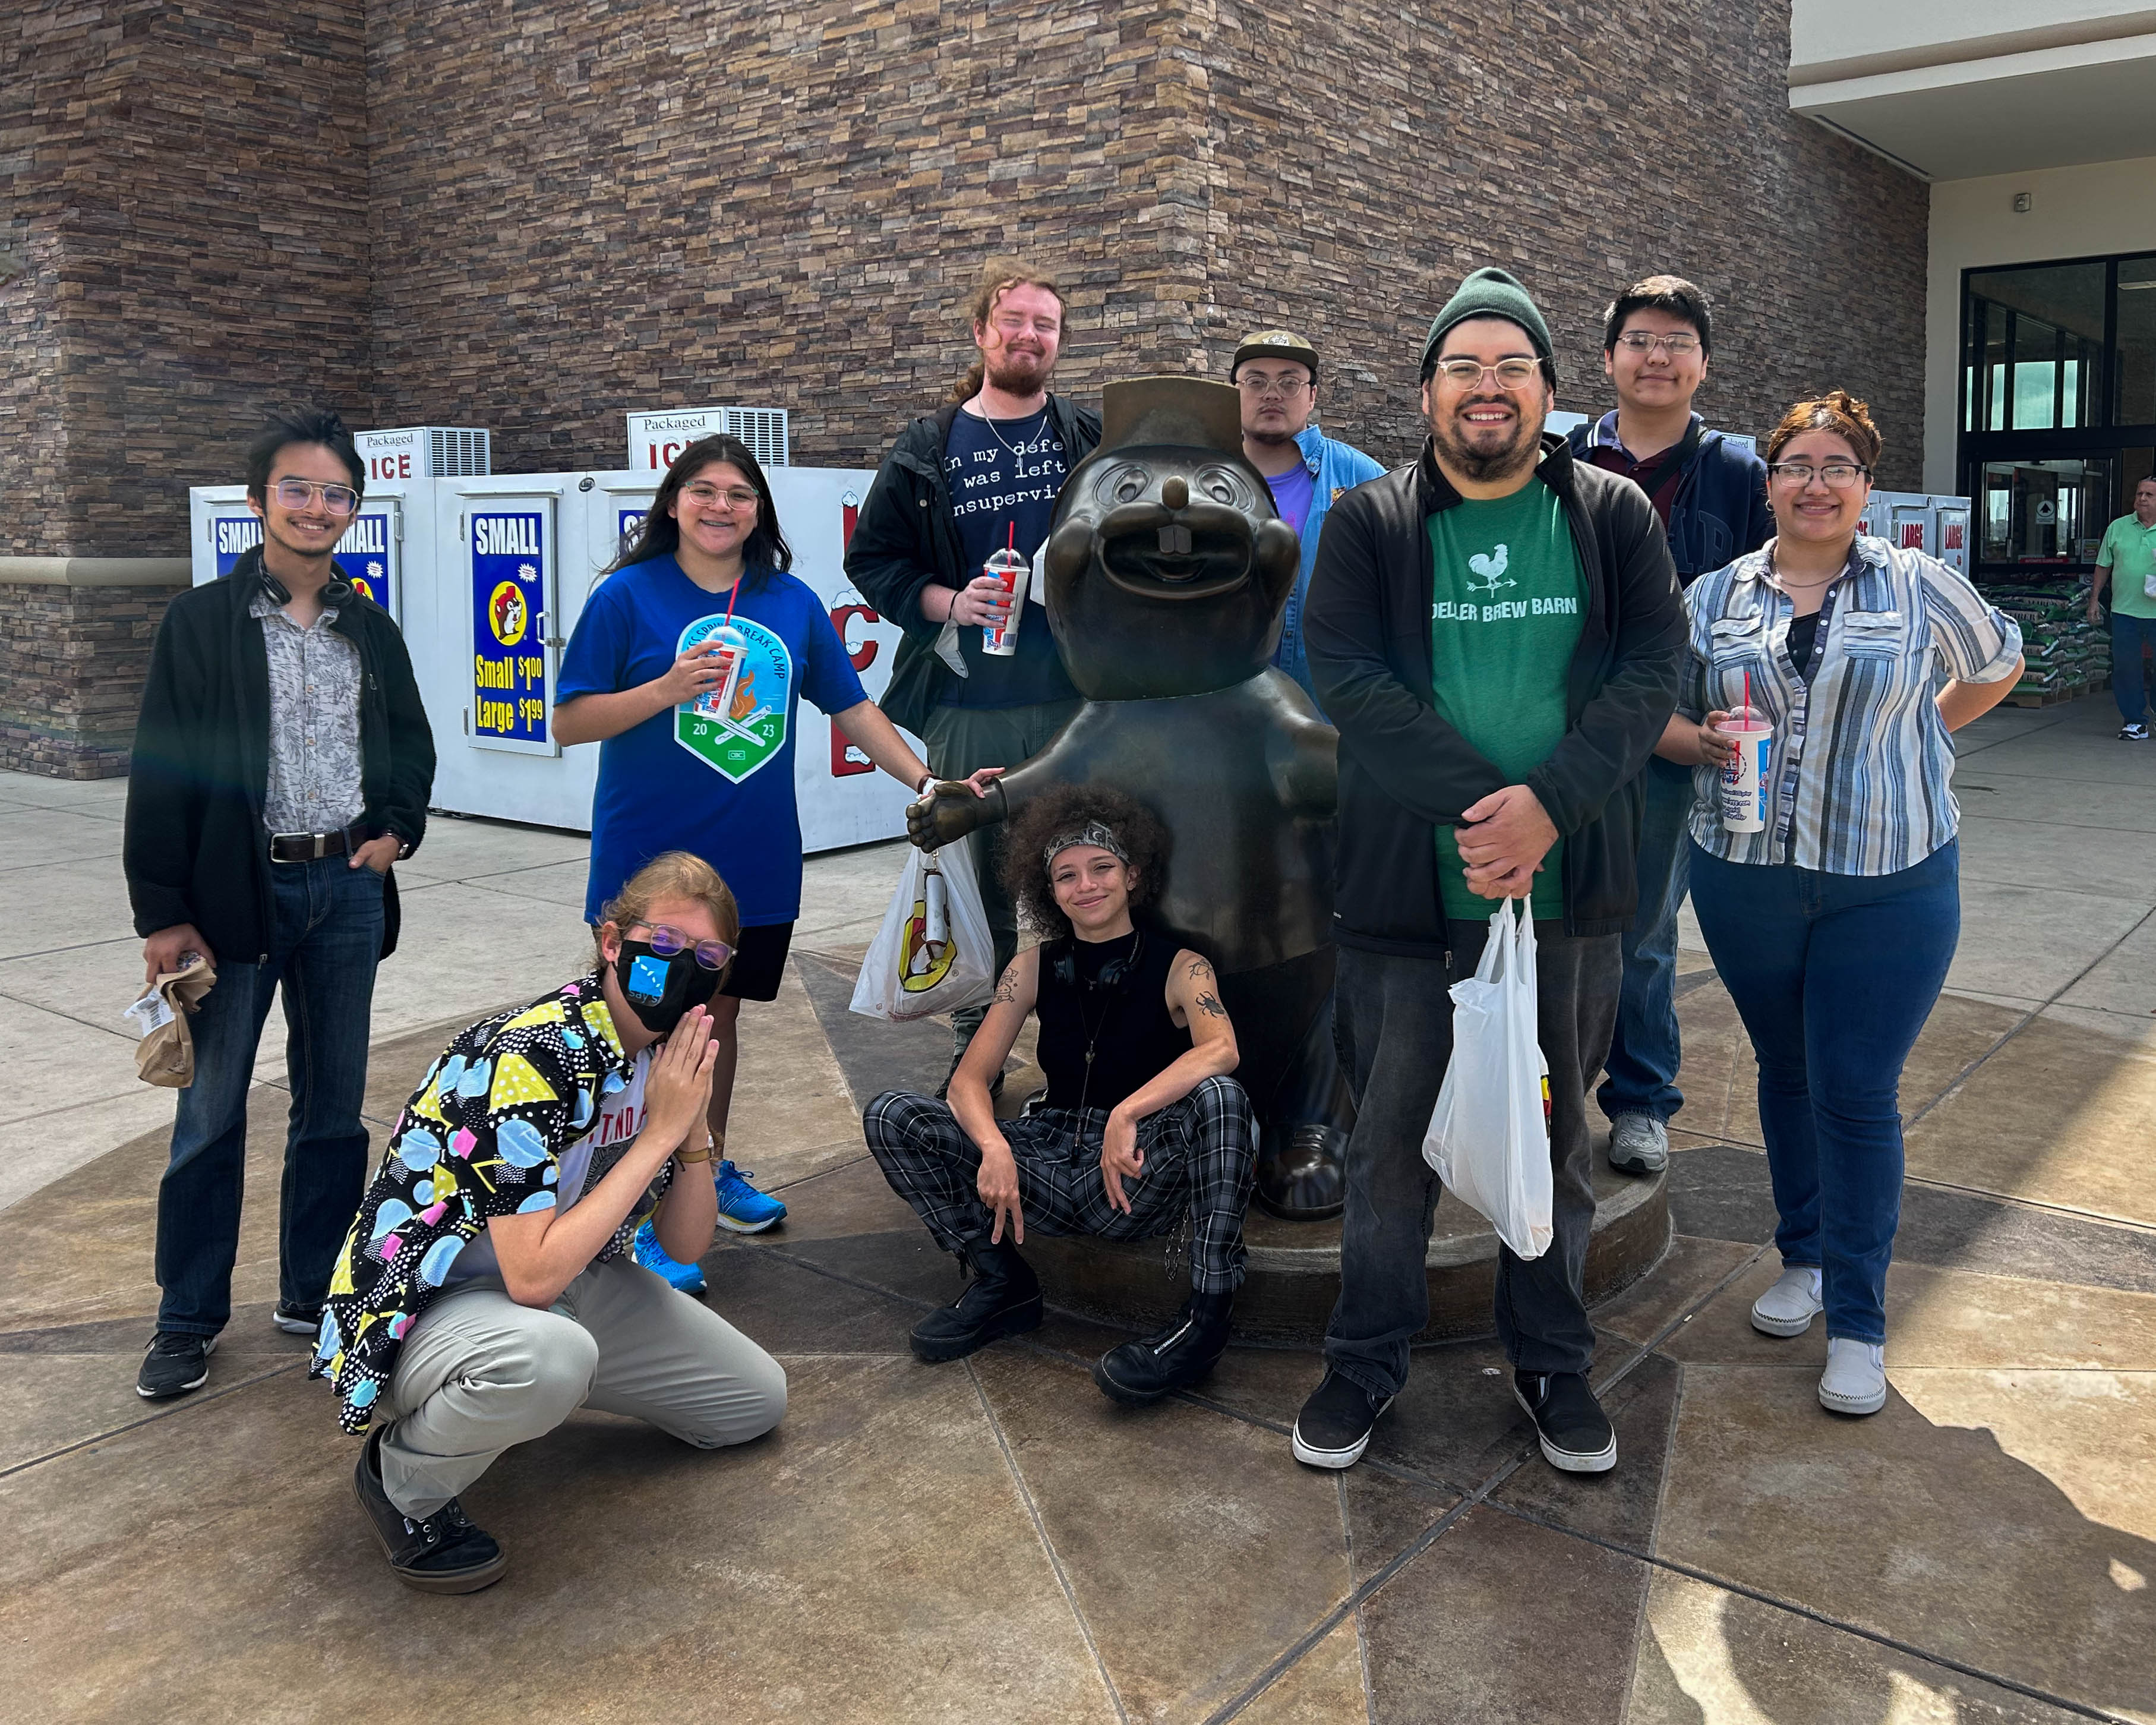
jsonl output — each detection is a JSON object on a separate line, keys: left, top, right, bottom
{"left": 126, "top": 958, "right": 218, "bottom": 1088}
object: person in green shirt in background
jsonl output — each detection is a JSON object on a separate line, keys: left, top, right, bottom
{"left": 2090, "top": 474, "right": 2156, "bottom": 740}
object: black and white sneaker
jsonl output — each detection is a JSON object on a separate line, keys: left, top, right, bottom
{"left": 137, "top": 1332, "right": 215, "bottom": 1399}
{"left": 272, "top": 1300, "right": 323, "bottom": 1337}
{"left": 2120, "top": 723, "right": 2150, "bottom": 742}
{"left": 1290, "top": 1369, "right": 1393, "bottom": 1469}
{"left": 1513, "top": 1370, "right": 1617, "bottom": 1474}
{"left": 353, "top": 1427, "right": 507, "bottom": 1594}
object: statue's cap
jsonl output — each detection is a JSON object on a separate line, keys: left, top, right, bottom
{"left": 1098, "top": 377, "right": 1242, "bottom": 458}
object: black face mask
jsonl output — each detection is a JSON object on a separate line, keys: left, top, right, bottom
{"left": 613, "top": 940, "right": 722, "bottom": 1035}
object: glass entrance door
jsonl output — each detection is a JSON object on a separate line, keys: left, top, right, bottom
{"left": 1978, "top": 457, "right": 2114, "bottom": 569}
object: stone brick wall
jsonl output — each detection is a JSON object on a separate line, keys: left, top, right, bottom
{"left": 0, "top": 581, "right": 183, "bottom": 777}
{"left": 0, "top": 0, "right": 373, "bottom": 562}
{"left": 1191, "top": 0, "right": 1931, "bottom": 487}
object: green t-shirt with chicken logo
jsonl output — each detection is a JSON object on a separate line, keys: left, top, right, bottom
{"left": 1426, "top": 481, "right": 1586, "bottom": 922}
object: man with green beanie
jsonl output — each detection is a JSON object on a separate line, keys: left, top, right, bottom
{"left": 1290, "top": 267, "right": 1683, "bottom": 1478}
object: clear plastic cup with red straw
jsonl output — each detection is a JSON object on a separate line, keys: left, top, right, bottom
{"left": 981, "top": 522, "right": 1027, "bottom": 658}
{"left": 1719, "top": 667, "right": 1772, "bottom": 833}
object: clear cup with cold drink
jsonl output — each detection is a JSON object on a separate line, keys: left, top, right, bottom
{"left": 1717, "top": 704, "right": 1774, "bottom": 833}
{"left": 692, "top": 626, "right": 747, "bottom": 720}
{"left": 980, "top": 548, "right": 1028, "bottom": 657}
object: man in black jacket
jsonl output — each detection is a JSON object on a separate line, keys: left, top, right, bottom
{"left": 1292, "top": 269, "right": 1682, "bottom": 1477}
{"left": 125, "top": 408, "right": 435, "bottom": 1401}
{"left": 845, "top": 260, "right": 1101, "bottom": 1087}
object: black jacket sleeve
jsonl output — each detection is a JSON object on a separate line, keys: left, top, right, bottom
{"left": 1523, "top": 483, "right": 1685, "bottom": 836}
{"left": 124, "top": 595, "right": 208, "bottom": 937}
{"left": 1743, "top": 455, "right": 1775, "bottom": 559}
{"left": 845, "top": 452, "right": 943, "bottom": 640}
{"left": 367, "top": 619, "right": 435, "bottom": 854}
{"left": 1304, "top": 484, "right": 1508, "bottom": 825}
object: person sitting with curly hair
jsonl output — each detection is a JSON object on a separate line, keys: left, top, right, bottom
{"left": 861, "top": 785, "right": 1257, "bottom": 1404}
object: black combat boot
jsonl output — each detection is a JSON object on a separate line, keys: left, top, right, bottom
{"left": 910, "top": 1236, "right": 1042, "bottom": 1363}
{"left": 1092, "top": 1288, "right": 1235, "bottom": 1405}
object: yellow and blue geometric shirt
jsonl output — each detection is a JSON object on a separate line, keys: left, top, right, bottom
{"left": 312, "top": 972, "right": 662, "bottom": 1434}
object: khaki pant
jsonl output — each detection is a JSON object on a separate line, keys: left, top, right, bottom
{"left": 377, "top": 1257, "right": 787, "bottom": 1517}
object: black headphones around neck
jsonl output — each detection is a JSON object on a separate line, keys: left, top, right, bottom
{"left": 1051, "top": 929, "right": 1145, "bottom": 994}
{"left": 259, "top": 563, "right": 355, "bottom": 608}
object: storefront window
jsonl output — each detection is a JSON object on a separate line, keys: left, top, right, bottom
{"left": 1978, "top": 458, "right": 2114, "bottom": 566}
{"left": 2114, "top": 257, "right": 2156, "bottom": 428}
{"left": 1965, "top": 261, "right": 2107, "bottom": 431}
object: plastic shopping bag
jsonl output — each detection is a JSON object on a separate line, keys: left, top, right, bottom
{"left": 849, "top": 837, "right": 996, "bottom": 1022}
{"left": 1421, "top": 898, "right": 1553, "bottom": 1260}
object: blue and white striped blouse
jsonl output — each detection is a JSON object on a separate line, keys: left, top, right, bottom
{"left": 1678, "top": 536, "right": 2022, "bottom": 876}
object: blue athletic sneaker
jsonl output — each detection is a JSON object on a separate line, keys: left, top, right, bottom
{"left": 713, "top": 1160, "right": 787, "bottom": 1234}
{"left": 632, "top": 1219, "right": 707, "bottom": 1296}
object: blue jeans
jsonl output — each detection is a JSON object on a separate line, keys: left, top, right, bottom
{"left": 1686, "top": 840, "right": 1959, "bottom": 1345}
{"left": 2113, "top": 610, "right": 2156, "bottom": 726}
{"left": 156, "top": 856, "right": 384, "bottom": 1336}
{"left": 1597, "top": 756, "right": 1695, "bottom": 1123}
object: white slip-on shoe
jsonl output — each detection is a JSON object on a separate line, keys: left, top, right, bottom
{"left": 1750, "top": 1265, "right": 1824, "bottom": 1337}
{"left": 1819, "top": 1337, "right": 1887, "bottom": 1416}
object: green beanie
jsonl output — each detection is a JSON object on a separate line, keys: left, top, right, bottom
{"left": 1420, "top": 266, "right": 1555, "bottom": 377}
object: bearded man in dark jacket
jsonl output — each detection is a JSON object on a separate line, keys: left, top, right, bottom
{"left": 1289, "top": 269, "right": 1682, "bottom": 1479}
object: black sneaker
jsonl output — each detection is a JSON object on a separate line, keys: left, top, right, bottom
{"left": 353, "top": 1427, "right": 507, "bottom": 1594}
{"left": 1093, "top": 1289, "right": 1233, "bottom": 1405}
{"left": 1513, "top": 1370, "right": 1617, "bottom": 1474}
{"left": 272, "top": 1300, "right": 323, "bottom": 1337}
{"left": 1290, "top": 1369, "right": 1392, "bottom": 1469}
{"left": 137, "top": 1332, "right": 215, "bottom": 1399}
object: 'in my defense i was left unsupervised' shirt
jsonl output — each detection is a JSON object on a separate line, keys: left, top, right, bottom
{"left": 1426, "top": 481, "right": 1585, "bottom": 923}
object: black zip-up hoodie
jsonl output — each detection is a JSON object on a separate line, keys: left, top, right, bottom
{"left": 1305, "top": 434, "right": 1682, "bottom": 954}
{"left": 844, "top": 395, "right": 1100, "bottom": 737}
{"left": 123, "top": 548, "right": 436, "bottom": 963}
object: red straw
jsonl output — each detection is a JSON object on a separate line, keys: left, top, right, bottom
{"left": 1008, "top": 522, "right": 1015, "bottom": 553}
{"left": 1744, "top": 667, "right": 1750, "bottom": 718}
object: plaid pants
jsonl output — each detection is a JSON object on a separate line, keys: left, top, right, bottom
{"left": 863, "top": 1076, "right": 1256, "bottom": 1295}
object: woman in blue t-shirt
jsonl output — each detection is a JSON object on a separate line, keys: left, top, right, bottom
{"left": 557, "top": 435, "right": 996, "bottom": 1269}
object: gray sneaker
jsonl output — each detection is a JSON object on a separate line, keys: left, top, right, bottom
{"left": 1607, "top": 1112, "right": 1668, "bottom": 1175}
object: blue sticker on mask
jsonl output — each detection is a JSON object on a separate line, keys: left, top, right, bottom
{"left": 629, "top": 954, "right": 670, "bottom": 1001}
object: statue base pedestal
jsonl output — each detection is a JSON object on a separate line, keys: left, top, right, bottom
{"left": 1025, "top": 1162, "right": 1669, "bottom": 1345}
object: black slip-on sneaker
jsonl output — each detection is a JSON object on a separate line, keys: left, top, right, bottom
{"left": 1513, "top": 1370, "right": 1617, "bottom": 1474}
{"left": 272, "top": 1300, "right": 323, "bottom": 1336}
{"left": 137, "top": 1332, "right": 216, "bottom": 1399}
{"left": 1290, "top": 1369, "right": 1393, "bottom": 1469}
{"left": 353, "top": 1427, "right": 508, "bottom": 1594}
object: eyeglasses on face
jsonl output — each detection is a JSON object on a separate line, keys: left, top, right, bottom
{"left": 1432, "top": 357, "right": 1542, "bottom": 392}
{"left": 635, "top": 922, "right": 735, "bottom": 970}
{"left": 1767, "top": 462, "right": 1871, "bottom": 490}
{"left": 272, "top": 478, "right": 360, "bottom": 516}
{"left": 681, "top": 484, "right": 760, "bottom": 512}
{"left": 1614, "top": 330, "right": 1702, "bottom": 356}
{"left": 1237, "top": 372, "right": 1311, "bottom": 399}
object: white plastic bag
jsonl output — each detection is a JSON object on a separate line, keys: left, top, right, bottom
{"left": 1421, "top": 898, "right": 1553, "bottom": 1260}
{"left": 849, "top": 837, "right": 996, "bottom": 1022}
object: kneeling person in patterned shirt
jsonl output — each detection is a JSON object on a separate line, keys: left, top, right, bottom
{"left": 864, "top": 787, "right": 1256, "bottom": 1404}
{"left": 316, "top": 852, "right": 786, "bottom": 1593}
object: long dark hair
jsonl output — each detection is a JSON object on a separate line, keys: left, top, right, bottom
{"left": 604, "top": 434, "right": 793, "bottom": 578}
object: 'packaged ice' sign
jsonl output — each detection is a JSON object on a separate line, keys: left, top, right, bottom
{"left": 626, "top": 409, "right": 725, "bottom": 474}
{"left": 471, "top": 510, "right": 549, "bottom": 746}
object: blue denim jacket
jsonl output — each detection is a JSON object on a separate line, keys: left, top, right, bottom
{"left": 1271, "top": 425, "right": 1388, "bottom": 710}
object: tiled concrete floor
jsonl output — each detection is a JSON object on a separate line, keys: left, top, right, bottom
{"left": 2, "top": 692, "right": 2151, "bottom": 1723}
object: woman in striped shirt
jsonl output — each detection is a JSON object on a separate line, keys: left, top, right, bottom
{"left": 1656, "top": 392, "right": 2023, "bottom": 1419}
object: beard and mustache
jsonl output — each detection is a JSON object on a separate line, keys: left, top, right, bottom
{"left": 984, "top": 344, "right": 1053, "bottom": 395}
{"left": 1432, "top": 393, "right": 1548, "bottom": 483}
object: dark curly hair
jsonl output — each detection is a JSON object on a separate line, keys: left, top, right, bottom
{"left": 1001, "top": 784, "right": 1170, "bottom": 941}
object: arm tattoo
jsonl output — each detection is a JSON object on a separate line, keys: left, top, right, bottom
{"left": 993, "top": 963, "right": 1022, "bottom": 1005}
{"left": 1184, "top": 957, "right": 1214, "bottom": 983}
{"left": 1195, "top": 989, "right": 1227, "bottom": 1019}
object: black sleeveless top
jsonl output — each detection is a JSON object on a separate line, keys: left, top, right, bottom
{"left": 1034, "top": 927, "right": 1188, "bottom": 1114}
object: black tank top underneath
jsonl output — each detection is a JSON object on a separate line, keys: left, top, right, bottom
{"left": 1035, "top": 928, "right": 1186, "bottom": 1114}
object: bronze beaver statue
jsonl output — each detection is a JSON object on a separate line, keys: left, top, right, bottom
{"left": 910, "top": 376, "right": 1353, "bottom": 1219}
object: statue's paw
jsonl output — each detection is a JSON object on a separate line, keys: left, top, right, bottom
{"left": 1254, "top": 1122, "right": 1346, "bottom": 1222}
{"left": 910, "top": 783, "right": 983, "bottom": 850}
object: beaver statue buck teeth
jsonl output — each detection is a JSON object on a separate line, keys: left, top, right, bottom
{"left": 911, "top": 376, "right": 1353, "bottom": 1220}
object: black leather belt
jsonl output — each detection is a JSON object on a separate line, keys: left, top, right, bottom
{"left": 269, "top": 824, "right": 365, "bottom": 863}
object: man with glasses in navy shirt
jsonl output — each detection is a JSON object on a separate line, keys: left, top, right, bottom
{"left": 125, "top": 408, "right": 435, "bottom": 1402}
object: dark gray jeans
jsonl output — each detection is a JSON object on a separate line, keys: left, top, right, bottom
{"left": 1324, "top": 922, "right": 1621, "bottom": 1396}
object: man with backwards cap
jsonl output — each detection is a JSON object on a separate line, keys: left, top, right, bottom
{"left": 1295, "top": 267, "right": 1684, "bottom": 1476}
{"left": 861, "top": 784, "right": 1257, "bottom": 1405}
{"left": 1230, "top": 328, "right": 1387, "bottom": 712}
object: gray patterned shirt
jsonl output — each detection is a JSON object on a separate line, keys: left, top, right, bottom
{"left": 251, "top": 588, "right": 365, "bottom": 835}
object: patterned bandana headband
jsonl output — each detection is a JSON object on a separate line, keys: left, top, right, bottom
{"left": 1043, "top": 822, "right": 1128, "bottom": 871}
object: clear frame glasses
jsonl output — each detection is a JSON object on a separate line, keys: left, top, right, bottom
{"left": 1614, "top": 330, "right": 1702, "bottom": 357}
{"left": 682, "top": 483, "right": 760, "bottom": 512}
{"left": 1767, "top": 461, "right": 1871, "bottom": 490}
{"left": 1433, "top": 357, "right": 1542, "bottom": 392}
{"left": 1237, "top": 373, "right": 1311, "bottom": 399}
{"left": 638, "top": 922, "right": 735, "bottom": 972}
{"left": 272, "top": 478, "right": 360, "bottom": 516}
